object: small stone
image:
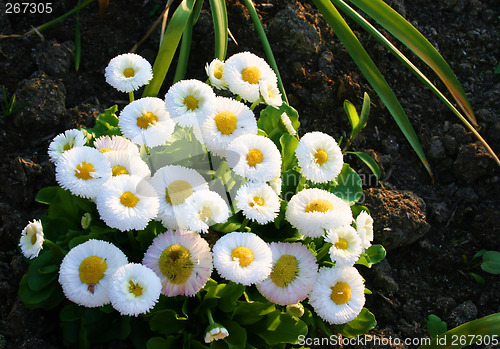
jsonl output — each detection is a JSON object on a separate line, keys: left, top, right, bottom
{"left": 428, "top": 136, "right": 446, "bottom": 160}
{"left": 448, "top": 301, "right": 478, "bottom": 328}
{"left": 428, "top": 202, "right": 449, "bottom": 224}
{"left": 454, "top": 143, "right": 495, "bottom": 183}
{"left": 34, "top": 40, "right": 74, "bottom": 77}
{"left": 372, "top": 259, "right": 399, "bottom": 294}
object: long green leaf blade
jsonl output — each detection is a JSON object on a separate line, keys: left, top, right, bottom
{"left": 349, "top": 0, "right": 477, "bottom": 126}
{"left": 143, "top": 0, "right": 196, "bottom": 97}
{"left": 208, "top": 0, "right": 228, "bottom": 60}
{"left": 312, "top": 0, "right": 432, "bottom": 177}
{"left": 418, "top": 313, "right": 500, "bottom": 348}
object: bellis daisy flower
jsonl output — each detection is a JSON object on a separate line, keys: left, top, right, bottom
{"left": 164, "top": 79, "right": 216, "bottom": 128}
{"left": 58, "top": 239, "right": 128, "bottom": 308}
{"left": 280, "top": 113, "right": 297, "bottom": 136}
{"left": 235, "top": 182, "right": 280, "bottom": 225}
{"left": 295, "top": 131, "right": 343, "bottom": 184}
{"left": 205, "top": 58, "right": 228, "bottom": 90}
{"left": 93, "top": 135, "right": 140, "bottom": 157}
{"left": 183, "top": 190, "right": 230, "bottom": 233}
{"left": 19, "top": 219, "right": 44, "bottom": 259}
{"left": 198, "top": 97, "right": 258, "bottom": 157}
{"left": 55, "top": 146, "right": 112, "bottom": 200}
{"left": 108, "top": 263, "right": 162, "bottom": 317}
{"left": 285, "top": 188, "right": 353, "bottom": 238}
{"left": 226, "top": 134, "right": 282, "bottom": 182}
{"left": 143, "top": 230, "right": 213, "bottom": 297}
{"left": 259, "top": 80, "right": 282, "bottom": 108}
{"left": 96, "top": 175, "right": 160, "bottom": 232}
{"left": 104, "top": 150, "right": 151, "bottom": 180}
{"left": 105, "top": 53, "right": 153, "bottom": 93}
{"left": 212, "top": 232, "right": 272, "bottom": 286}
{"left": 118, "top": 97, "right": 175, "bottom": 148}
{"left": 309, "top": 266, "right": 365, "bottom": 325}
{"left": 149, "top": 165, "right": 209, "bottom": 230}
{"left": 224, "top": 52, "right": 277, "bottom": 103}
{"left": 325, "top": 225, "right": 363, "bottom": 267}
{"left": 355, "top": 211, "right": 374, "bottom": 250}
{"left": 48, "top": 129, "right": 87, "bottom": 163}
{"left": 256, "top": 242, "right": 318, "bottom": 306}
{"left": 204, "top": 323, "right": 229, "bottom": 343}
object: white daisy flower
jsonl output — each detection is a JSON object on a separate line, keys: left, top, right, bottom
{"left": 295, "top": 131, "right": 343, "bottom": 184}
{"left": 280, "top": 113, "right": 296, "bottom": 136}
{"left": 164, "top": 79, "right": 216, "bottom": 128}
{"left": 259, "top": 80, "right": 282, "bottom": 108}
{"left": 268, "top": 174, "right": 282, "bottom": 196}
{"left": 355, "top": 211, "right": 374, "bottom": 250}
{"left": 285, "top": 188, "right": 353, "bottom": 238}
{"left": 198, "top": 97, "right": 258, "bottom": 157}
{"left": 149, "top": 165, "right": 209, "bottom": 230}
{"left": 204, "top": 323, "right": 229, "bottom": 343}
{"left": 309, "top": 266, "right": 365, "bottom": 325}
{"left": 118, "top": 97, "right": 175, "bottom": 148}
{"left": 56, "top": 146, "right": 112, "bottom": 199}
{"left": 96, "top": 175, "right": 159, "bottom": 232}
{"left": 212, "top": 232, "right": 272, "bottom": 286}
{"left": 183, "top": 191, "right": 230, "bottom": 233}
{"left": 224, "top": 52, "right": 277, "bottom": 103}
{"left": 58, "top": 239, "right": 128, "bottom": 308}
{"left": 19, "top": 219, "right": 44, "bottom": 259}
{"left": 325, "top": 225, "right": 363, "bottom": 266}
{"left": 108, "top": 263, "right": 162, "bottom": 317}
{"left": 205, "top": 58, "right": 228, "bottom": 90}
{"left": 143, "top": 230, "right": 213, "bottom": 297}
{"left": 48, "top": 129, "right": 87, "bottom": 163}
{"left": 235, "top": 182, "right": 280, "bottom": 225}
{"left": 105, "top": 53, "right": 153, "bottom": 93}
{"left": 104, "top": 150, "right": 151, "bottom": 180}
{"left": 226, "top": 134, "right": 281, "bottom": 182}
{"left": 93, "top": 135, "right": 140, "bottom": 157}
{"left": 256, "top": 242, "right": 318, "bottom": 306}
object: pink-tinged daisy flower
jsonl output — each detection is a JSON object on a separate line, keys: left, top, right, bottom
{"left": 143, "top": 230, "right": 213, "bottom": 297}
{"left": 256, "top": 242, "right": 318, "bottom": 306}
{"left": 108, "top": 263, "right": 162, "bottom": 316}
{"left": 309, "top": 266, "right": 365, "bottom": 325}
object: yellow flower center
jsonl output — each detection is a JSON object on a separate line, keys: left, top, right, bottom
{"left": 200, "top": 206, "right": 213, "bottom": 222}
{"left": 249, "top": 196, "right": 265, "bottom": 207}
{"left": 246, "top": 148, "right": 264, "bottom": 167}
{"left": 63, "top": 142, "right": 72, "bottom": 151}
{"left": 231, "top": 246, "right": 254, "bottom": 267}
{"left": 30, "top": 232, "right": 37, "bottom": 245}
{"left": 128, "top": 280, "right": 143, "bottom": 297}
{"left": 335, "top": 237, "right": 349, "bottom": 250}
{"left": 165, "top": 180, "right": 193, "bottom": 205}
{"left": 79, "top": 256, "right": 107, "bottom": 285}
{"left": 112, "top": 165, "right": 129, "bottom": 176}
{"left": 136, "top": 112, "right": 158, "bottom": 129}
{"left": 330, "top": 282, "right": 352, "bottom": 305}
{"left": 305, "top": 199, "right": 334, "bottom": 213}
{"left": 183, "top": 95, "right": 199, "bottom": 111}
{"left": 120, "top": 191, "right": 140, "bottom": 208}
{"left": 159, "top": 244, "right": 193, "bottom": 284}
{"left": 123, "top": 68, "right": 135, "bottom": 78}
{"left": 75, "top": 162, "right": 95, "bottom": 180}
{"left": 270, "top": 254, "right": 299, "bottom": 287}
{"left": 214, "top": 69, "right": 223, "bottom": 79}
{"left": 214, "top": 111, "right": 238, "bottom": 135}
{"left": 98, "top": 147, "right": 115, "bottom": 153}
{"left": 314, "top": 148, "right": 329, "bottom": 166}
{"left": 241, "top": 66, "right": 262, "bottom": 84}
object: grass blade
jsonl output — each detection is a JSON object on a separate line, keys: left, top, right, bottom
{"left": 348, "top": 0, "right": 477, "bottom": 126}
{"left": 143, "top": 0, "right": 196, "bottom": 97}
{"left": 346, "top": 151, "right": 381, "bottom": 180}
{"left": 74, "top": 0, "right": 81, "bottom": 71}
{"left": 312, "top": 0, "right": 432, "bottom": 178}
{"left": 208, "top": 0, "right": 228, "bottom": 60}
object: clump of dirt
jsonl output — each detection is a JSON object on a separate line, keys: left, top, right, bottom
{"left": 0, "top": 0, "right": 499, "bottom": 347}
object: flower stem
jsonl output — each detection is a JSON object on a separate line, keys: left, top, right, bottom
{"left": 43, "top": 239, "right": 65, "bottom": 259}
{"left": 250, "top": 97, "right": 263, "bottom": 111}
{"left": 128, "top": 91, "right": 135, "bottom": 103}
{"left": 239, "top": 218, "right": 250, "bottom": 232}
{"left": 206, "top": 308, "right": 215, "bottom": 325}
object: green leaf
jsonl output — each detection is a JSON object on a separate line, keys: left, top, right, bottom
{"left": 334, "top": 307, "right": 377, "bottom": 337}
{"left": 481, "top": 251, "right": 500, "bottom": 274}
{"left": 250, "top": 310, "right": 308, "bottom": 346}
{"left": 82, "top": 105, "right": 120, "bottom": 140}
{"left": 147, "top": 336, "right": 177, "bottom": 349}
{"left": 356, "top": 245, "right": 386, "bottom": 268}
{"left": 149, "top": 309, "right": 188, "bottom": 336}
{"left": 344, "top": 99, "right": 360, "bottom": 135}
{"left": 427, "top": 314, "right": 447, "bottom": 339}
{"left": 208, "top": 0, "right": 228, "bottom": 60}
{"left": 281, "top": 168, "right": 301, "bottom": 201}
{"left": 232, "top": 301, "right": 276, "bottom": 326}
{"left": 204, "top": 281, "right": 245, "bottom": 313}
{"left": 418, "top": 313, "right": 500, "bottom": 349}
{"left": 495, "top": 63, "right": 500, "bottom": 75}
{"left": 359, "top": 92, "right": 371, "bottom": 131}
{"left": 280, "top": 133, "right": 299, "bottom": 172}
{"left": 35, "top": 186, "right": 60, "bottom": 205}
{"left": 470, "top": 272, "right": 485, "bottom": 285}
{"left": 348, "top": 0, "right": 476, "bottom": 127}
{"left": 60, "top": 304, "right": 83, "bottom": 322}
{"left": 143, "top": 0, "right": 196, "bottom": 97}
{"left": 330, "top": 163, "right": 363, "bottom": 203}
{"left": 220, "top": 319, "right": 247, "bottom": 349}
{"left": 312, "top": 0, "right": 432, "bottom": 178}
{"left": 212, "top": 214, "right": 245, "bottom": 234}
{"left": 346, "top": 151, "right": 381, "bottom": 180}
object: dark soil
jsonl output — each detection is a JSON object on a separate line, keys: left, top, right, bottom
{"left": 1, "top": 0, "right": 499, "bottom": 348}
